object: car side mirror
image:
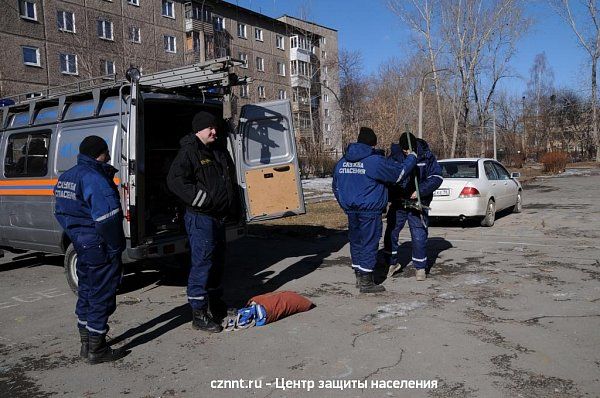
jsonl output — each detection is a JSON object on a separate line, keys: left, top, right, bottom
{"left": 511, "top": 172, "right": 520, "bottom": 179}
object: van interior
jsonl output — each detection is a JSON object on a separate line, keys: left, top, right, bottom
{"left": 140, "top": 97, "right": 240, "bottom": 242}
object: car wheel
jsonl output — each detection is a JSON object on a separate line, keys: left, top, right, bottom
{"left": 481, "top": 199, "right": 496, "bottom": 227}
{"left": 64, "top": 244, "right": 79, "bottom": 295}
{"left": 513, "top": 191, "right": 523, "bottom": 213}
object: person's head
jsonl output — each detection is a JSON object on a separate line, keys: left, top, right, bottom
{"left": 191, "top": 111, "right": 218, "bottom": 145}
{"left": 398, "top": 132, "right": 418, "bottom": 155}
{"left": 79, "top": 135, "right": 110, "bottom": 163}
{"left": 357, "top": 127, "right": 377, "bottom": 147}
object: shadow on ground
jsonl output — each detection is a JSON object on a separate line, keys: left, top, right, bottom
{"left": 110, "top": 224, "right": 347, "bottom": 349}
{"left": 374, "top": 237, "right": 453, "bottom": 283}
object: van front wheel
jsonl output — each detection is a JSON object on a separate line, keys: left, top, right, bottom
{"left": 64, "top": 244, "right": 79, "bottom": 295}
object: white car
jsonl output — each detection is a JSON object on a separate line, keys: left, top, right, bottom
{"left": 429, "top": 158, "right": 522, "bottom": 226}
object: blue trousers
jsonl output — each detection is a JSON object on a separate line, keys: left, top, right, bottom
{"left": 383, "top": 205, "right": 429, "bottom": 270}
{"left": 347, "top": 212, "right": 382, "bottom": 274}
{"left": 184, "top": 211, "right": 225, "bottom": 310}
{"left": 74, "top": 233, "right": 122, "bottom": 335}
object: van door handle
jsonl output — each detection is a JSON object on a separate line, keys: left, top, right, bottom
{"left": 273, "top": 165, "right": 290, "bottom": 172}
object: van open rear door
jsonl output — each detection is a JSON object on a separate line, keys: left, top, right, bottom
{"left": 237, "top": 100, "right": 305, "bottom": 222}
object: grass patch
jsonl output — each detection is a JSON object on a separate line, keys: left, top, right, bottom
{"left": 248, "top": 200, "right": 347, "bottom": 238}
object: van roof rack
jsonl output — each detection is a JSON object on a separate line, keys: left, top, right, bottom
{"left": 1, "top": 57, "right": 249, "bottom": 128}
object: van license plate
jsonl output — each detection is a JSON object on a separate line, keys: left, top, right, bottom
{"left": 433, "top": 188, "right": 450, "bottom": 196}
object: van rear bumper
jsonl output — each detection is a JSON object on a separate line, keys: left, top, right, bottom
{"left": 125, "top": 225, "right": 246, "bottom": 261}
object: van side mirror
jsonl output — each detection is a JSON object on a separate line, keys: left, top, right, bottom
{"left": 511, "top": 172, "right": 520, "bottom": 179}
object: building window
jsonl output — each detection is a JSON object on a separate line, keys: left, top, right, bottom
{"left": 290, "top": 60, "right": 308, "bottom": 76}
{"left": 323, "top": 65, "right": 328, "bottom": 75}
{"left": 323, "top": 79, "right": 328, "bottom": 88}
{"left": 59, "top": 53, "right": 78, "bottom": 75}
{"left": 164, "top": 35, "right": 176, "bottom": 53}
{"left": 258, "top": 85, "right": 265, "bottom": 99}
{"left": 321, "top": 50, "right": 327, "bottom": 59}
{"left": 324, "top": 108, "right": 330, "bottom": 117}
{"left": 290, "top": 36, "right": 297, "bottom": 49}
{"left": 240, "top": 85, "right": 248, "bottom": 98}
{"left": 128, "top": 0, "right": 139, "bottom": 5}
{"left": 239, "top": 52, "right": 247, "bottom": 68}
{"left": 278, "top": 89, "right": 286, "bottom": 100}
{"left": 325, "top": 123, "right": 332, "bottom": 132}
{"left": 254, "top": 27, "right": 263, "bottom": 41}
{"left": 237, "top": 23, "right": 246, "bottom": 38}
{"left": 213, "top": 15, "right": 224, "bottom": 31}
{"left": 325, "top": 137, "right": 331, "bottom": 146}
{"left": 101, "top": 59, "right": 115, "bottom": 75}
{"left": 129, "top": 26, "right": 141, "bottom": 43}
{"left": 256, "top": 56, "right": 264, "bottom": 72}
{"left": 22, "top": 46, "right": 40, "bottom": 67}
{"left": 277, "top": 61, "right": 285, "bottom": 76}
{"left": 323, "top": 93, "right": 329, "bottom": 103}
{"left": 276, "top": 34, "right": 284, "bottom": 50}
{"left": 320, "top": 37, "right": 327, "bottom": 46}
{"left": 97, "top": 19, "right": 113, "bottom": 40}
{"left": 19, "top": 0, "right": 37, "bottom": 21}
{"left": 57, "top": 10, "right": 75, "bottom": 32}
{"left": 162, "top": 0, "right": 174, "bottom": 18}
{"left": 4, "top": 132, "right": 50, "bottom": 178}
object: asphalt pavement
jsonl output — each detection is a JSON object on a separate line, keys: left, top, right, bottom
{"left": 1, "top": 170, "right": 599, "bottom": 397}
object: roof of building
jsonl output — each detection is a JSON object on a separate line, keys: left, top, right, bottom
{"left": 277, "top": 14, "right": 338, "bottom": 32}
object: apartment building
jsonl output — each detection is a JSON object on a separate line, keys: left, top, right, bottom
{"left": 0, "top": 0, "right": 342, "bottom": 155}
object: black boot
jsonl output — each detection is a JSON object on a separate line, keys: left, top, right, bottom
{"left": 88, "top": 334, "right": 125, "bottom": 364}
{"left": 358, "top": 273, "right": 386, "bottom": 293}
{"left": 192, "top": 308, "right": 223, "bottom": 333}
{"left": 78, "top": 328, "right": 89, "bottom": 359}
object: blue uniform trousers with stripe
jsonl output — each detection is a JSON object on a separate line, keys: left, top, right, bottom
{"left": 384, "top": 206, "right": 429, "bottom": 270}
{"left": 347, "top": 211, "right": 382, "bottom": 274}
{"left": 185, "top": 211, "right": 225, "bottom": 310}
{"left": 74, "top": 232, "right": 122, "bottom": 335}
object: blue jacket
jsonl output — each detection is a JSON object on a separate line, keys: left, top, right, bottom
{"left": 332, "top": 142, "right": 417, "bottom": 213}
{"left": 54, "top": 154, "right": 125, "bottom": 254}
{"left": 388, "top": 139, "right": 443, "bottom": 207}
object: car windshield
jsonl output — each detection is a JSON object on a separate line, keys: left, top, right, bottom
{"left": 440, "top": 161, "right": 479, "bottom": 178}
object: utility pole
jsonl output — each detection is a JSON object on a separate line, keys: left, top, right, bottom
{"left": 418, "top": 69, "right": 447, "bottom": 139}
{"left": 492, "top": 105, "right": 497, "bottom": 160}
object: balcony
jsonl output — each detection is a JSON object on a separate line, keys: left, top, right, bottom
{"left": 291, "top": 75, "right": 311, "bottom": 89}
{"left": 290, "top": 47, "right": 310, "bottom": 63}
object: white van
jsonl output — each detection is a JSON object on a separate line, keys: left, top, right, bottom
{"left": 0, "top": 57, "right": 305, "bottom": 292}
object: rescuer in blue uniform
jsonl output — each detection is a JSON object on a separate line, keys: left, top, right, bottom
{"left": 332, "top": 127, "right": 417, "bottom": 293}
{"left": 167, "top": 111, "right": 238, "bottom": 333}
{"left": 384, "top": 132, "right": 443, "bottom": 281}
{"left": 54, "top": 136, "right": 126, "bottom": 364}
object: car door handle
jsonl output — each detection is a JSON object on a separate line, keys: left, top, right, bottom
{"left": 273, "top": 165, "right": 290, "bottom": 172}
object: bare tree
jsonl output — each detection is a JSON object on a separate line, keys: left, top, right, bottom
{"left": 387, "top": 0, "right": 452, "bottom": 156}
{"left": 551, "top": 0, "right": 600, "bottom": 161}
{"left": 524, "top": 52, "right": 555, "bottom": 157}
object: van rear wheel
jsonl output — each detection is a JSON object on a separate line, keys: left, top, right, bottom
{"left": 64, "top": 244, "right": 79, "bottom": 295}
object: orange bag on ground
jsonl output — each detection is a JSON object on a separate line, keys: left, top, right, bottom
{"left": 248, "top": 291, "right": 315, "bottom": 324}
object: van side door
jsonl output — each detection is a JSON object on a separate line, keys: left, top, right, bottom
{"left": 236, "top": 100, "right": 305, "bottom": 222}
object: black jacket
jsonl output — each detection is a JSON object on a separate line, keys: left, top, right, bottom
{"left": 167, "top": 134, "right": 238, "bottom": 219}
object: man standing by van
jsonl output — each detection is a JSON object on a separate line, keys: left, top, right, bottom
{"left": 332, "top": 127, "right": 417, "bottom": 293}
{"left": 168, "top": 111, "right": 238, "bottom": 333}
{"left": 54, "top": 136, "right": 126, "bottom": 364}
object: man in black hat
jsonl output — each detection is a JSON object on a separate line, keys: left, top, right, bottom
{"left": 384, "top": 132, "right": 443, "bottom": 281}
{"left": 332, "top": 127, "right": 417, "bottom": 293}
{"left": 167, "top": 111, "right": 238, "bottom": 332}
{"left": 54, "top": 135, "right": 126, "bottom": 364}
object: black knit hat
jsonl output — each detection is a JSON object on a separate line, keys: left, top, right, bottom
{"left": 191, "top": 111, "right": 217, "bottom": 132}
{"left": 399, "top": 131, "right": 418, "bottom": 151}
{"left": 357, "top": 127, "right": 377, "bottom": 146}
{"left": 79, "top": 135, "right": 108, "bottom": 159}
